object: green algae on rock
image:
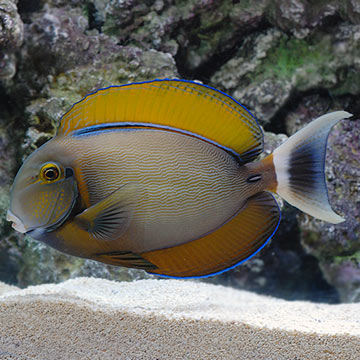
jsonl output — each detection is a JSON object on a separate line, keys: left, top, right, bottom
{"left": 211, "top": 24, "right": 360, "bottom": 124}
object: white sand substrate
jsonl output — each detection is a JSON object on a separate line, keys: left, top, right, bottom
{"left": 0, "top": 277, "right": 359, "bottom": 360}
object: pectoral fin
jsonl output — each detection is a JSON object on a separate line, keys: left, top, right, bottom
{"left": 74, "top": 184, "right": 137, "bottom": 241}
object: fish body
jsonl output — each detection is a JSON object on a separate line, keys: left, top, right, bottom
{"left": 7, "top": 79, "right": 351, "bottom": 278}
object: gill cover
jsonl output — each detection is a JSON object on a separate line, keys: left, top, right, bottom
{"left": 9, "top": 159, "right": 77, "bottom": 233}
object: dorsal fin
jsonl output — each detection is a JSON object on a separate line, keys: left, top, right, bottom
{"left": 58, "top": 79, "right": 263, "bottom": 162}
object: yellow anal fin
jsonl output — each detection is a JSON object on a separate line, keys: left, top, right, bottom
{"left": 58, "top": 79, "right": 263, "bottom": 161}
{"left": 94, "top": 251, "right": 158, "bottom": 270}
{"left": 141, "top": 192, "right": 280, "bottom": 278}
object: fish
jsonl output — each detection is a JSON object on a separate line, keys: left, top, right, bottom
{"left": 6, "top": 79, "right": 352, "bottom": 278}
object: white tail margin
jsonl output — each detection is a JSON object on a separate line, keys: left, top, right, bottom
{"left": 272, "top": 111, "right": 352, "bottom": 224}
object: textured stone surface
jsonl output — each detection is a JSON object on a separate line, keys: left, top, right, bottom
{"left": 0, "top": 278, "right": 360, "bottom": 360}
{"left": 102, "top": 0, "right": 267, "bottom": 71}
{"left": 0, "top": 0, "right": 23, "bottom": 79}
{"left": 0, "top": 0, "right": 359, "bottom": 303}
{"left": 283, "top": 95, "right": 360, "bottom": 302}
{"left": 211, "top": 24, "right": 360, "bottom": 124}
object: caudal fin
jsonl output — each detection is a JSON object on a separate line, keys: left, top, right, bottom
{"left": 272, "top": 111, "right": 352, "bottom": 224}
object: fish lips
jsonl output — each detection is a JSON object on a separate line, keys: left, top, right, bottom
{"left": 6, "top": 210, "right": 27, "bottom": 233}
{"left": 6, "top": 212, "right": 46, "bottom": 241}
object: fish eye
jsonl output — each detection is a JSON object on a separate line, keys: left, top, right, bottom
{"left": 40, "top": 163, "right": 62, "bottom": 182}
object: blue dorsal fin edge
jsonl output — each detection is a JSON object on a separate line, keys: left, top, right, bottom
{"left": 59, "top": 78, "right": 261, "bottom": 134}
{"left": 64, "top": 78, "right": 264, "bottom": 163}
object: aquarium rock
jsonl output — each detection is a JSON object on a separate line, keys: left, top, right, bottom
{"left": 0, "top": 0, "right": 23, "bottom": 79}
{"left": 284, "top": 94, "right": 360, "bottom": 302}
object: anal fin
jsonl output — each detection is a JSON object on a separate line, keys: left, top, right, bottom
{"left": 94, "top": 251, "right": 158, "bottom": 270}
{"left": 141, "top": 191, "right": 280, "bottom": 278}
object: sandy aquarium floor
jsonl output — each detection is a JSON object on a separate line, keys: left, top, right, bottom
{"left": 0, "top": 278, "right": 359, "bottom": 360}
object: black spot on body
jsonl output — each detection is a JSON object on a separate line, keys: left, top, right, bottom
{"left": 246, "top": 174, "right": 262, "bottom": 183}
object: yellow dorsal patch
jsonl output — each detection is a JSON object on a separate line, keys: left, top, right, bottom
{"left": 58, "top": 79, "right": 263, "bottom": 161}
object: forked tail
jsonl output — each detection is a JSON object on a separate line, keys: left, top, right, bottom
{"left": 272, "top": 111, "right": 352, "bottom": 224}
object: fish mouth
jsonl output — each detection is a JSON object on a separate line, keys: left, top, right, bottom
{"left": 6, "top": 210, "right": 27, "bottom": 233}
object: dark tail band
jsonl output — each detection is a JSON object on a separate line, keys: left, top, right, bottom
{"left": 272, "top": 111, "right": 352, "bottom": 223}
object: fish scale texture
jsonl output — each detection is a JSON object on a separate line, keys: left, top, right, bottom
{"left": 0, "top": 278, "right": 359, "bottom": 360}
